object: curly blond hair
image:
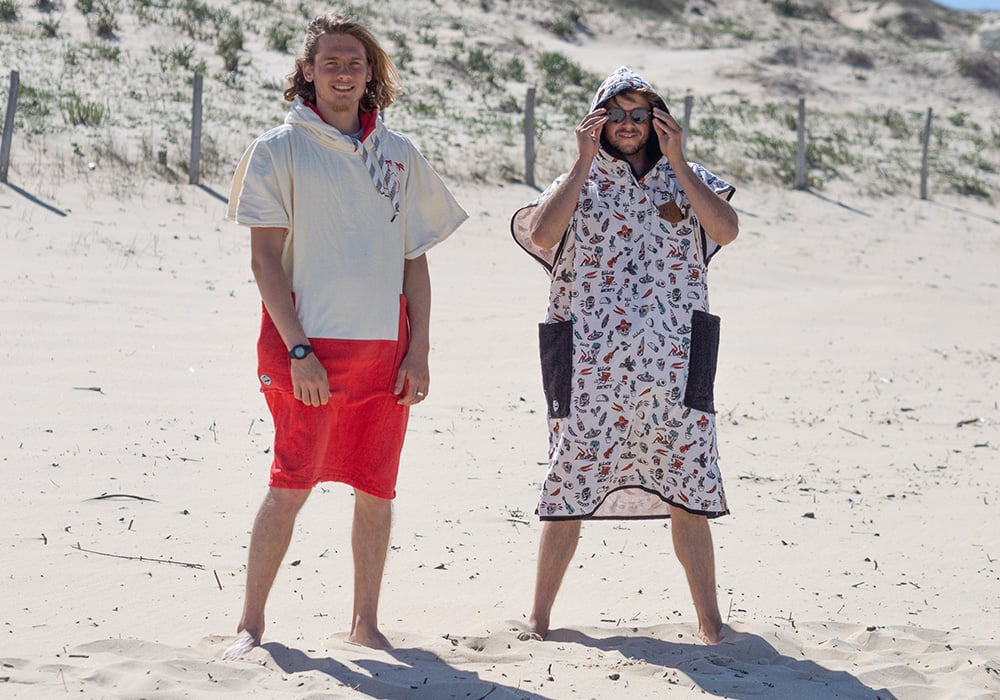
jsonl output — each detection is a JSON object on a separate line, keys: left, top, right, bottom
{"left": 283, "top": 14, "right": 400, "bottom": 112}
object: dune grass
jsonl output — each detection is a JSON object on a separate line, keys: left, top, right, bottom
{"left": 0, "top": 0, "right": 995, "bottom": 200}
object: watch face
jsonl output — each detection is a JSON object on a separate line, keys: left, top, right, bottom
{"left": 291, "top": 345, "right": 310, "bottom": 359}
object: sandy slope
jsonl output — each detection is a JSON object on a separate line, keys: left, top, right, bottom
{"left": 1, "top": 175, "right": 998, "bottom": 697}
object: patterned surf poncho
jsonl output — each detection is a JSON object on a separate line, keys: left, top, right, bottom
{"left": 511, "top": 67, "right": 735, "bottom": 520}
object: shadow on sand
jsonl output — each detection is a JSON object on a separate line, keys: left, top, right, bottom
{"left": 925, "top": 197, "right": 1000, "bottom": 225}
{"left": 196, "top": 183, "right": 229, "bottom": 205}
{"left": 802, "top": 188, "right": 873, "bottom": 218}
{"left": 2, "top": 182, "right": 68, "bottom": 217}
{"left": 262, "top": 641, "right": 554, "bottom": 700}
{"left": 805, "top": 187, "right": 999, "bottom": 226}
{"left": 546, "top": 627, "right": 896, "bottom": 700}
{"left": 261, "top": 625, "right": 896, "bottom": 700}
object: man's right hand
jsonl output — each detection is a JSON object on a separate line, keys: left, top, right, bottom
{"left": 526, "top": 108, "right": 609, "bottom": 251}
{"left": 575, "top": 108, "right": 609, "bottom": 163}
{"left": 290, "top": 354, "right": 330, "bottom": 406}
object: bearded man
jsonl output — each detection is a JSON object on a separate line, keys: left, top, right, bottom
{"left": 511, "top": 66, "right": 739, "bottom": 644}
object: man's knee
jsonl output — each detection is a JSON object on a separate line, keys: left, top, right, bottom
{"left": 669, "top": 505, "right": 709, "bottom": 527}
{"left": 353, "top": 488, "right": 392, "bottom": 507}
{"left": 353, "top": 489, "right": 393, "bottom": 526}
{"left": 543, "top": 518, "right": 582, "bottom": 540}
{"left": 265, "top": 486, "right": 311, "bottom": 513}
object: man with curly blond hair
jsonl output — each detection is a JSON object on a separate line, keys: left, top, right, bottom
{"left": 224, "top": 14, "right": 466, "bottom": 657}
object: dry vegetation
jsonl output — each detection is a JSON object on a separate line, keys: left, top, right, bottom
{"left": 0, "top": 0, "right": 997, "bottom": 200}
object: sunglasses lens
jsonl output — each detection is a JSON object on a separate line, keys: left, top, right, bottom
{"left": 606, "top": 108, "right": 649, "bottom": 124}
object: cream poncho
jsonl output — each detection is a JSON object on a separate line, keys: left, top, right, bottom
{"left": 229, "top": 98, "right": 467, "bottom": 341}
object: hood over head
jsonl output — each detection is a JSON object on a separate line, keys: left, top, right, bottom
{"left": 591, "top": 66, "right": 670, "bottom": 176}
{"left": 590, "top": 66, "right": 668, "bottom": 114}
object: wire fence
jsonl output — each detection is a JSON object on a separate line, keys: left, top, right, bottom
{"left": 0, "top": 69, "right": 961, "bottom": 204}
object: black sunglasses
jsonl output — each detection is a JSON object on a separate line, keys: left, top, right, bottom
{"left": 607, "top": 107, "right": 650, "bottom": 124}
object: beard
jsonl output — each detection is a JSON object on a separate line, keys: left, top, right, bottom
{"left": 325, "top": 89, "right": 359, "bottom": 112}
{"left": 600, "top": 130, "right": 661, "bottom": 178}
{"left": 612, "top": 139, "right": 644, "bottom": 156}
{"left": 600, "top": 132, "right": 646, "bottom": 160}
{"left": 312, "top": 83, "right": 363, "bottom": 113}
{"left": 327, "top": 99, "right": 355, "bottom": 113}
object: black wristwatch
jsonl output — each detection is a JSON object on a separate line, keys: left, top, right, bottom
{"left": 288, "top": 344, "right": 313, "bottom": 360}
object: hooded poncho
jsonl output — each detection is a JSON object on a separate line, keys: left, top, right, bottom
{"left": 512, "top": 67, "right": 734, "bottom": 520}
{"left": 229, "top": 97, "right": 468, "bottom": 342}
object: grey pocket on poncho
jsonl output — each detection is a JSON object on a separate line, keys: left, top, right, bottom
{"left": 538, "top": 320, "right": 573, "bottom": 418}
{"left": 684, "top": 310, "right": 720, "bottom": 414}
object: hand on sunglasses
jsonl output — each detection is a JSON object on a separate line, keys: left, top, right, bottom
{"left": 575, "top": 108, "right": 611, "bottom": 160}
{"left": 651, "top": 106, "right": 684, "bottom": 160}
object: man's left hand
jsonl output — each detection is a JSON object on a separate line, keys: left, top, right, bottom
{"left": 652, "top": 107, "right": 684, "bottom": 165}
{"left": 394, "top": 351, "right": 429, "bottom": 406}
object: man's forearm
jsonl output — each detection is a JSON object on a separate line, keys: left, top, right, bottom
{"left": 672, "top": 164, "right": 739, "bottom": 246}
{"left": 529, "top": 157, "right": 591, "bottom": 250}
{"left": 402, "top": 254, "right": 431, "bottom": 352}
{"left": 250, "top": 227, "right": 309, "bottom": 349}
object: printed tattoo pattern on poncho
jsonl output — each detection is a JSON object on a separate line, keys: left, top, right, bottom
{"left": 532, "top": 155, "right": 733, "bottom": 520}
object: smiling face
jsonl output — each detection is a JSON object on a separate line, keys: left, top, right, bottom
{"left": 601, "top": 90, "right": 652, "bottom": 158}
{"left": 302, "top": 32, "right": 372, "bottom": 116}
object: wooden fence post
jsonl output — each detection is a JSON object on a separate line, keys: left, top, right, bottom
{"left": 920, "top": 107, "right": 933, "bottom": 201}
{"left": 795, "top": 97, "right": 807, "bottom": 190}
{"left": 681, "top": 93, "right": 693, "bottom": 155}
{"left": 1, "top": 70, "right": 20, "bottom": 184}
{"left": 188, "top": 72, "right": 203, "bottom": 185}
{"left": 524, "top": 86, "right": 536, "bottom": 188}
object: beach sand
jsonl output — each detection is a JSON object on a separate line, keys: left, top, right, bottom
{"left": 2, "top": 0, "right": 999, "bottom": 696}
{"left": 1, "top": 176, "right": 998, "bottom": 697}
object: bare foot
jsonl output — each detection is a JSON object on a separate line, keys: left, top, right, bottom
{"left": 348, "top": 624, "right": 392, "bottom": 650}
{"left": 222, "top": 629, "right": 260, "bottom": 660}
{"left": 516, "top": 615, "right": 548, "bottom": 641}
{"left": 698, "top": 623, "right": 728, "bottom": 645}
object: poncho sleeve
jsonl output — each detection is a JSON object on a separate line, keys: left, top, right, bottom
{"left": 227, "top": 132, "right": 293, "bottom": 229}
{"left": 687, "top": 162, "right": 735, "bottom": 265}
{"left": 509, "top": 173, "right": 573, "bottom": 274}
{"left": 399, "top": 140, "right": 468, "bottom": 259}
{"left": 689, "top": 162, "right": 735, "bottom": 202}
